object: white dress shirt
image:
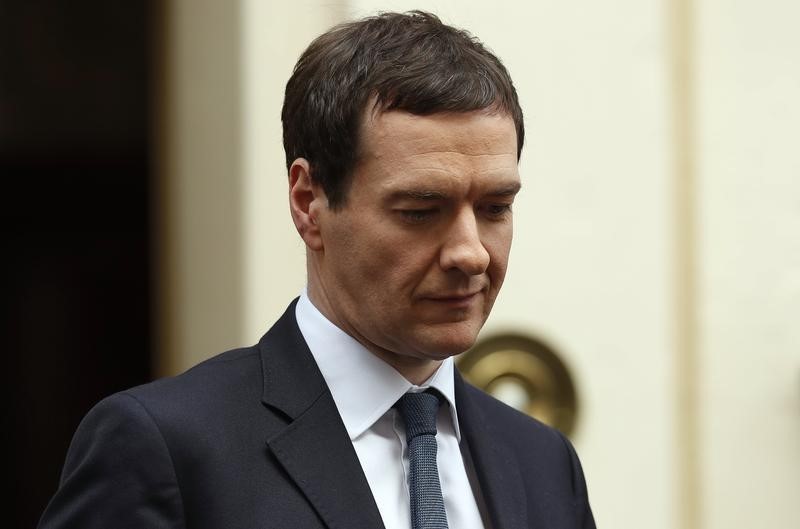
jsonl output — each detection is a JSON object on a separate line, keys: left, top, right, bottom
{"left": 295, "top": 291, "right": 485, "bottom": 529}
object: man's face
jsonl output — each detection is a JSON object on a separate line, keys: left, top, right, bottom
{"left": 305, "top": 110, "right": 520, "bottom": 378}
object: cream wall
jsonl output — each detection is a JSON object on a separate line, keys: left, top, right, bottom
{"left": 158, "top": 0, "right": 245, "bottom": 375}
{"left": 240, "top": 0, "right": 345, "bottom": 342}
{"left": 695, "top": 1, "right": 800, "bottom": 527}
{"left": 160, "top": 1, "right": 800, "bottom": 528}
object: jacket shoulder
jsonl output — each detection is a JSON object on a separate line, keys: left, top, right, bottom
{"left": 39, "top": 391, "right": 186, "bottom": 528}
{"left": 460, "top": 378, "right": 565, "bottom": 442}
{"left": 459, "top": 379, "right": 595, "bottom": 527}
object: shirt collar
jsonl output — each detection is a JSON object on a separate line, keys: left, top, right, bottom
{"left": 295, "top": 289, "right": 461, "bottom": 441}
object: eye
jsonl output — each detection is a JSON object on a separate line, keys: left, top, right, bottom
{"left": 485, "top": 203, "right": 513, "bottom": 219}
{"left": 399, "top": 209, "right": 438, "bottom": 223}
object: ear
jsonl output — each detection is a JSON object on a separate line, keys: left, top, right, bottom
{"left": 289, "top": 158, "right": 325, "bottom": 251}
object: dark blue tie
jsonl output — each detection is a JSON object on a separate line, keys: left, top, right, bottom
{"left": 396, "top": 391, "right": 449, "bottom": 529}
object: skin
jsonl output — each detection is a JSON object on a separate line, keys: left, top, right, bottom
{"left": 289, "top": 109, "right": 521, "bottom": 384}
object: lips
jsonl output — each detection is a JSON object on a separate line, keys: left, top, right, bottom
{"left": 427, "top": 291, "right": 481, "bottom": 301}
{"left": 421, "top": 290, "right": 484, "bottom": 310}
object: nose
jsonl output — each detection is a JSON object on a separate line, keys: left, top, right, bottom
{"left": 439, "top": 209, "right": 490, "bottom": 276}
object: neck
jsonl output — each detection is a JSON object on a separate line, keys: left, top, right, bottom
{"left": 305, "top": 280, "right": 443, "bottom": 386}
{"left": 369, "top": 349, "right": 443, "bottom": 386}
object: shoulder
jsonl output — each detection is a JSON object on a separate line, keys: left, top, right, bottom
{"left": 458, "top": 378, "right": 586, "bottom": 485}
{"left": 39, "top": 389, "right": 186, "bottom": 527}
{"left": 459, "top": 378, "right": 565, "bottom": 444}
{"left": 117, "top": 345, "right": 270, "bottom": 443}
{"left": 458, "top": 379, "right": 595, "bottom": 526}
{"left": 65, "top": 344, "right": 263, "bottom": 454}
{"left": 127, "top": 345, "right": 262, "bottom": 407}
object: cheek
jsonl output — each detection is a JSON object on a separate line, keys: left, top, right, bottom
{"left": 486, "top": 225, "right": 513, "bottom": 265}
{"left": 335, "top": 226, "right": 422, "bottom": 290}
{"left": 369, "top": 244, "right": 432, "bottom": 293}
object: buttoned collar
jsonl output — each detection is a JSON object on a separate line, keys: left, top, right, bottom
{"left": 295, "top": 290, "right": 461, "bottom": 441}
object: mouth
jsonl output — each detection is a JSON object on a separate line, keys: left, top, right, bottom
{"left": 424, "top": 290, "right": 483, "bottom": 308}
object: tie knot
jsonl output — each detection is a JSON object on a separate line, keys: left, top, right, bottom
{"left": 395, "top": 390, "right": 442, "bottom": 440}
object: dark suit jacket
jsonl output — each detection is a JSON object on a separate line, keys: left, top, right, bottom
{"left": 39, "top": 300, "right": 595, "bottom": 529}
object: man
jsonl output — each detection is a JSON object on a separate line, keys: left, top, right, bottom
{"left": 39, "top": 11, "right": 595, "bottom": 529}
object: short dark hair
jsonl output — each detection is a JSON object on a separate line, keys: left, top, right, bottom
{"left": 281, "top": 10, "right": 524, "bottom": 208}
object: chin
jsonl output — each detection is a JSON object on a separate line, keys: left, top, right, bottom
{"left": 416, "top": 325, "right": 481, "bottom": 358}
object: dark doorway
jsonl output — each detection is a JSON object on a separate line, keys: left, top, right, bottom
{"left": 1, "top": 1, "right": 154, "bottom": 526}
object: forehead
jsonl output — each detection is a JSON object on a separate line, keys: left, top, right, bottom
{"left": 353, "top": 110, "right": 520, "bottom": 195}
{"left": 360, "top": 109, "right": 516, "bottom": 155}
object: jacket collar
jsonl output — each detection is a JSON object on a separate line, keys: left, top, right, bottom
{"left": 259, "top": 299, "right": 386, "bottom": 529}
{"left": 456, "top": 371, "right": 529, "bottom": 529}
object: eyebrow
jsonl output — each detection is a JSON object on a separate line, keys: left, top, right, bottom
{"left": 388, "top": 182, "right": 522, "bottom": 202}
{"left": 487, "top": 182, "right": 522, "bottom": 197}
{"left": 389, "top": 190, "right": 447, "bottom": 201}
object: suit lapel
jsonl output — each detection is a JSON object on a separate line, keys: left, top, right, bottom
{"left": 259, "top": 301, "right": 385, "bottom": 529}
{"left": 456, "top": 372, "right": 528, "bottom": 529}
